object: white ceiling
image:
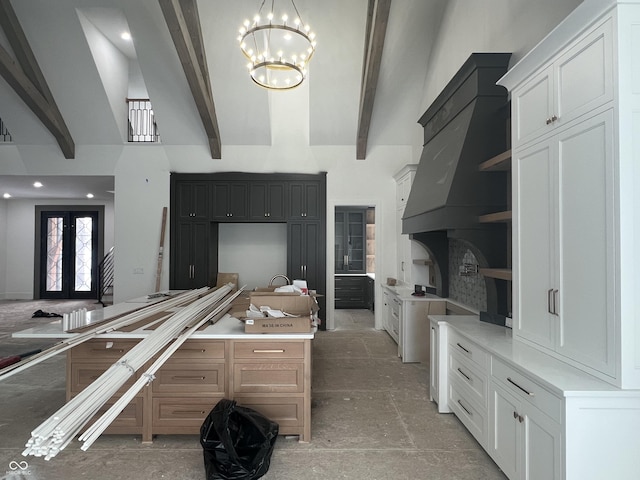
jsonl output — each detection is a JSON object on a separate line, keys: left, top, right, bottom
{"left": 0, "top": 0, "right": 448, "bottom": 199}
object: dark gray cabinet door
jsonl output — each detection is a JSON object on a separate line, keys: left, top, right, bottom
{"left": 174, "top": 221, "right": 209, "bottom": 289}
{"left": 211, "top": 182, "right": 248, "bottom": 221}
{"left": 249, "top": 182, "right": 286, "bottom": 221}
{"left": 176, "top": 182, "right": 209, "bottom": 220}
{"left": 335, "top": 208, "right": 366, "bottom": 274}
{"left": 289, "top": 182, "right": 320, "bottom": 219}
{"left": 288, "top": 221, "right": 320, "bottom": 289}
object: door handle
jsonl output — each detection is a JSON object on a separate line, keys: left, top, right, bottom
{"left": 547, "top": 289, "right": 553, "bottom": 314}
{"left": 553, "top": 289, "right": 559, "bottom": 316}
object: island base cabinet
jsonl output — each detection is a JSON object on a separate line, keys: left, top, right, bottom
{"left": 66, "top": 338, "right": 312, "bottom": 443}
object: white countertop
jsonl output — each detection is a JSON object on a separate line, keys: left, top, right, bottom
{"left": 13, "top": 293, "right": 315, "bottom": 341}
{"left": 381, "top": 284, "right": 478, "bottom": 313}
{"left": 430, "top": 315, "right": 635, "bottom": 397}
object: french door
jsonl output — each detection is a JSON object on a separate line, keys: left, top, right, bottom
{"left": 39, "top": 211, "right": 99, "bottom": 299}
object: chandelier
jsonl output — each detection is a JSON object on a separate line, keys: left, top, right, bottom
{"left": 238, "top": 0, "right": 317, "bottom": 90}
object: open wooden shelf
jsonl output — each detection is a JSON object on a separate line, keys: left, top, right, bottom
{"left": 412, "top": 258, "right": 433, "bottom": 265}
{"left": 479, "top": 210, "right": 512, "bottom": 223}
{"left": 479, "top": 268, "right": 512, "bottom": 281}
{"left": 479, "top": 149, "right": 512, "bottom": 171}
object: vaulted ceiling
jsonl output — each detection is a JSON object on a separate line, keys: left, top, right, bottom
{"left": 0, "top": 0, "right": 448, "bottom": 197}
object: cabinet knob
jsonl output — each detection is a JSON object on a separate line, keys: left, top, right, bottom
{"left": 513, "top": 411, "right": 518, "bottom": 419}
{"left": 518, "top": 415, "right": 524, "bottom": 423}
{"left": 551, "top": 115, "right": 558, "bottom": 122}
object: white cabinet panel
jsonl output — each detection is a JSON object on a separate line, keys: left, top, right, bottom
{"left": 556, "top": 110, "right": 615, "bottom": 375}
{"left": 514, "top": 109, "right": 616, "bottom": 379}
{"left": 514, "top": 142, "right": 556, "bottom": 350}
{"left": 513, "top": 65, "right": 554, "bottom": 145}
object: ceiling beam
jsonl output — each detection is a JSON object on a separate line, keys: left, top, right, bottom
{"left": 356, "top": 0, "right": 391, "bottom": 160}
{"left": 0, "top": 0, "right": 75, "bottom": 158}
{"left": 159, "top": 0, "right": 221, "bottom": 159}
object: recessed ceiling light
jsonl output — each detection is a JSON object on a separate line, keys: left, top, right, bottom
{"left": 33, "top": 181, "right": 43, "bottom": 188}
{"left": 121, "top": 32, "right": 131, "bottom": 41}
{"left": 86, "top": 193, "right": 94, "bottom": 199}
{"left": 3, "top": 193, "right": 11, "bottom": 199}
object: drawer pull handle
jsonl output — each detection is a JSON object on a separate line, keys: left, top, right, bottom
{"left": 173, "top": 376, "right": 206, "bottom": 381}
{"left": 457, "top": 368, "right": 472, "bottom": 382}
{"left": 507, "top": 377, "right": 534, "bottom": 396}
{"left": 456, "top": 342, "right": 470, "bottom": 354}
{"left": 457, "top": 399, "right": 472, "bottom": 416}
{"left": 180, "top": 349, "right": 207, "bottom": 353}
{"left": 253, "top": 349, "right": 285, "bottom": 353}
{"left": 173, "top": 410, "right": 206, "bottom": 415}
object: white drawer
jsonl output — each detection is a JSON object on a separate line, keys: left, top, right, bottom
{"left": 449, "top": 349, "right": 489, "bottom": 408}
{"left": 491, "top": 357, "right": 563, "bottom": 423}
{"left": 449, "top": 382, "right": 488, "bottom": 448}
{"left": 448, "top": 330, "right": 489, "bottom": 371}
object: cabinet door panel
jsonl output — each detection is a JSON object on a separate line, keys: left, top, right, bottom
{"left": 211, "top": 183, "right": 231, "bottom": 220}
{"left": 513, "top": 65, "right": 554, "bottom": 146}
{"left": 557, "top": 111, "right": 615, "bottom": 375}
{"left": 249, "top": 183, "right": 267, "bottom": 220}
{"left": 267, "top": 182, "right": 286, "bottom": 220}
{"left": 515, "top": 142, "right": 555, "bottom": 349}
{"left": 490, "top": 383, "right": 520, "bottom": 480}
{"left": 556, "top": 19, "right": 613, "bottom": 127}
{"left": 524, "top": 406, "right": 562, "bottom": 480}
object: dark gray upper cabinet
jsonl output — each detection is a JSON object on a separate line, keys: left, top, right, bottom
{"left": 249, "top": 182, "right": 286, "bottom": 221}
{"left": 289, "top": 181, "right": 321, "bottom": 220}
{"left": 335, "top": 207, "right": 366, "bottom": 274}
{"left": 211, "top": 182, "right": 248, "bottom": 221}
{"left": 176, "top": 182, "right": 209, "bottom": 220}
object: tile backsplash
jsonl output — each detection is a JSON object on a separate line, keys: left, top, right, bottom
{"left": 448, "top": 239, "right": 487, "bottom": 312}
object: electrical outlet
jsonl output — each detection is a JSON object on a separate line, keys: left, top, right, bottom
{"left": 133, "top": 267, "right": 144, "bottom": 274}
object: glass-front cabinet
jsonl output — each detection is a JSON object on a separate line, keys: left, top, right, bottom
{"left": 335, "top": 207, "right": 366, "bottom": 274}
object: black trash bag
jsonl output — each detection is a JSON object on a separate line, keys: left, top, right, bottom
{"left": 200, "top": 398, "right": 279, "bottom": 480}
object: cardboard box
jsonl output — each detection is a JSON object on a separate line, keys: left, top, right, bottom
{"left": 243, "top": 291, "right": 317, "bottom": 333}
{"left": 244, "top": 316, "right": 312, "bottom": 334}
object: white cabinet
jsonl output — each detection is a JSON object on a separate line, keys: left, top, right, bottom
{"left": 512, "top": 17, "right": 613, "bottom": 147}
{"left": 393, "top": 165, "right": 417, "bottom": 285}
{"left": 381, "top": 289, "right": 399, "bottom": 344}
{"left": 447, "top": 331, "right": 490, "bottom": 448}
{"left": 429, "top": 317, "right": 450, "bottom": 413}
{"left": 489, "top": 359, "right": 562, "bottom": 480}
{"left": 514, "top": 109, "right": 616, "bottom": 378}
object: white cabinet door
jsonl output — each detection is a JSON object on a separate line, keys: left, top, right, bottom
{"left": 513, "top": 18, "right": 613, "bottom": 149}
{"left": 523, "top": 402, "right": 562, "bottom": 480}
{"left": 556, "top": 109, "right": 615, "bottom": 376}
{"left": 513, "top": 65, "right": 554, "bottom": 146}
{"left": 554, "top": 17, "right": 613, "bottom": 131}
{"left": 515, "top": 109, "right": 616, "bottom": 378}
{"left": 429, "top": 320, "right": 439, "bottom": 402}
{"left": 396, "top": 208, "right": 412, "bottom": 285}
{"left": 514, "top": 141, "right": 556, "bottom": 350}
{"left": 490, "top": 381, "right": 562, "bottom": 480}
{"left": 489, "top": 382, "right": 520, "bottom": 480}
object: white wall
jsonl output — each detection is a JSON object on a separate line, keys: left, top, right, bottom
{"left": 1, "top": 198, "right": 114, "bottom": 300}
{"left": 218, "top": 223, "right": 288, "bottom": 290}
{"left": 417, "top": 0, "right": 583, "bottom": 128}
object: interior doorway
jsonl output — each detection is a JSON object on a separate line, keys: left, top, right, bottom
{"left": 334, "top": 206, "right": 375, "bottom": 316}
{"left": 35, "top": 207, "right": 104, "bottom": 300}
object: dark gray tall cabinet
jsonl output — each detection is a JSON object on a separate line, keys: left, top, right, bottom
{"left": 170, "top": 172, "right": 327, "bottom": 328}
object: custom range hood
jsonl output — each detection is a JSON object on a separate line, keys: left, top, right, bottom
{"left": 403, "top": 53, "right": 511, "bottom": 312}
{"left": 403, "top": 53, "right": 511, "bottom": 235}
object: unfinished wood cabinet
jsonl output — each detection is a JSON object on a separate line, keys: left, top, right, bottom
{"left": 66, "top": 337, "right": 313, "bottom": 442}
{"left": 230, "top": 339, "right": 312, "bottom": 441}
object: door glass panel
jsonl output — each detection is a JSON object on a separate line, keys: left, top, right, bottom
{"left": 46, "top": 217, "right": 64, "bottom": 291}
{"left": 74, "top": 216, "right": 93, "bottom": 292}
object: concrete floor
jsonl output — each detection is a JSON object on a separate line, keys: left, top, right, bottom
{"left": 0, "top": 307, "right": 506, "bottom": 480}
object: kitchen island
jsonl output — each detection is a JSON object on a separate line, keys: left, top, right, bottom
{"left": 13, "top": 295, "right": 314, "bottom": 443}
